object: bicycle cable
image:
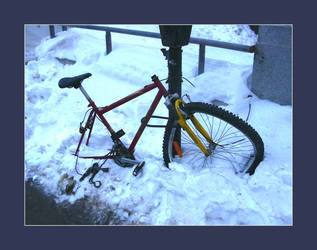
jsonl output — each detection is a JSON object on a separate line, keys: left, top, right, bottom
{"left": 74, "top": 154, "right": 83, "bottom": 175}
{"left": 99, "top": 150, "right": 114, "bottom": 168}
{"left": 95, "top": 115, "right": 103, "bottom": 124}
{"left": 79, "top": 107, "right": 93, "bottom": 129}
{"left": 81, "top": 107, "right": 93, "bottom": 122}
{"left": 159, "top": 77, "right": 168, "bottom": 82}
{"left": 160, "top": 76, "right": 195, "bottom": 88}
{"left": 74, "top": 149, "right": 114, "bottom": 177}
{"left": 182, "top": 93, "right": 192, "bottom": 103}
{"left": 245, "top": 95, "right": 253, "bottom": 122}
{"left": 182, "top": 77, "right": 196, "bottom": 88}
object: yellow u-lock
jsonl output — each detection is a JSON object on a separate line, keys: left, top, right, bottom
{"left": 174, "top": 99, "right": 211, "bottom": 156}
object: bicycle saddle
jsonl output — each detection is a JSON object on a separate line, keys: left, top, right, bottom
{"left": 58, "top": 73, "right": 92, "bottom": 89}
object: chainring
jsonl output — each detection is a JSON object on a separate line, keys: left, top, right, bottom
{"left": 112, "top": 142, "right": 135, "bottom": 168}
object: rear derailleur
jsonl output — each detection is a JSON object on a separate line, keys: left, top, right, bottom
{"left": 79, "top": 163, "right": 109, "bottom": 188}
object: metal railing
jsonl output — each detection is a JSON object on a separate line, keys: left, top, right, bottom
{"left": 49, "top": 25, "right": 255, "bottom": 75}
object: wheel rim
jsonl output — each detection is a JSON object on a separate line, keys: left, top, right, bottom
{"left": 167, "top": 112, "right": 257, "bottom": 174}
{"left": 168, "top": 126, "right": 177, "bottom": 162}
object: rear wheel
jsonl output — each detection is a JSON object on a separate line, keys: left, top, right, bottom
{"left": 162, "top": 102, "right": 264, "bottom": 175}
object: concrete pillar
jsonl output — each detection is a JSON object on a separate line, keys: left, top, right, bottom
{"left": 249, "top": 25, "right": 292, "bottom": 105}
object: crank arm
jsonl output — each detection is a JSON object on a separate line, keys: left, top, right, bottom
{"left": 118, "top": 157, "right": 145, "bottom": 176}
{"left": 119, "top": 157, "right": 142, "bottom": 165}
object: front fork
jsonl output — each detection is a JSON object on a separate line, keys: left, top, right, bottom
{"left": 173, "top": 98, "right": 212, "bottom": 156}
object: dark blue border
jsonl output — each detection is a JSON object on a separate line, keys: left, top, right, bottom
{"left": 5, "top": 0, "right": 313, "bottom": 248}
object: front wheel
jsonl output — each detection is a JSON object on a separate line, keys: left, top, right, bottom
{"left": 162, "top": 102, "right": 264, "bottom": 175}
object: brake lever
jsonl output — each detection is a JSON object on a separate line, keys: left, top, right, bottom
{"left": 79, "top": 167, "right": 93, "bottom": 182}
{"left": 80, "top": 163, "right": 106, "bottom": 188}
{"left": 88, "top": 163, "right": 102, "bottom": 188}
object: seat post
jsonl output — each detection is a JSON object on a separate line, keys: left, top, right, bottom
{"left": 79, "top": 85, "right": 92, "bottom": 103}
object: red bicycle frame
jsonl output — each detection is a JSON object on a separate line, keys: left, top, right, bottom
{"left": 73, "top": 76, "right": 168, "bottom": 160}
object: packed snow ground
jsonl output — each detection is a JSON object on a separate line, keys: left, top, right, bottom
{"left": 25, "top": 25, "right": 292, "bottom": 225}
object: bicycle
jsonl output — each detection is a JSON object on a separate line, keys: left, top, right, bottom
{"left": 58, "top": 70, "right": 264, "bottom": 185}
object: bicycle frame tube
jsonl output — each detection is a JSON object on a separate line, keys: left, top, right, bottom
{"left": 128, "top": 89, "right": 163, "bottom": 152}
{"left": 100, "top": 82, "right": 163, "bottom": 113}
{"left": 76, "top": 78, "right": 168, "bottom": 158}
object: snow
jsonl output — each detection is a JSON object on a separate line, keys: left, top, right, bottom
{"left": 25, "top": 25, "right": 292, "bottom": 225}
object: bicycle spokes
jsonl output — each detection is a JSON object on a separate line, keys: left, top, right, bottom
{"left": 163, "top": 102, "right": 263, "bottom": 174}
{"left": 180, "top": 112, "right": 256, "bottom": 172}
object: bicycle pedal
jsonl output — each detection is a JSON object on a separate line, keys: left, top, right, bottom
{"left": 111, "top": 129, "right": 125, "bottom": 141}
{"left": 133, "top": 161, "right": 145, "bottom": 176}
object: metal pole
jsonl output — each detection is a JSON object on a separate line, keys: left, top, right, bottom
{"left": 106, "top": 31, "right": 112, "bottom": 55}
{"left": 49, "top": 25, "right": 55, "bottom": 38}
{"left": 198, "top": 44, "right": 205, "bottom": 75}
{"left": 168, "top": 47, "right": 182, "bottom": 97}
{"left": 79, "top": 85, "right": 93, "bottom": 103}
{"left": 168, "top": 47, "right": 182, "bottom": 148}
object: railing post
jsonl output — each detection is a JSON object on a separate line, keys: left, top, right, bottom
{"left": 249, "top": 25, "right": 292, "bottom": 105}
{"left": 198, "top": 44, "right": 205, "bottom": 75}
{"left": 106, "top": 31, "right": 112, "bottom": 55}
{"left": 49, "top": 25, "right": 55, "bottom": 38}
{"left": 62, "top": 25, "right": 67, "bottom": 31}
